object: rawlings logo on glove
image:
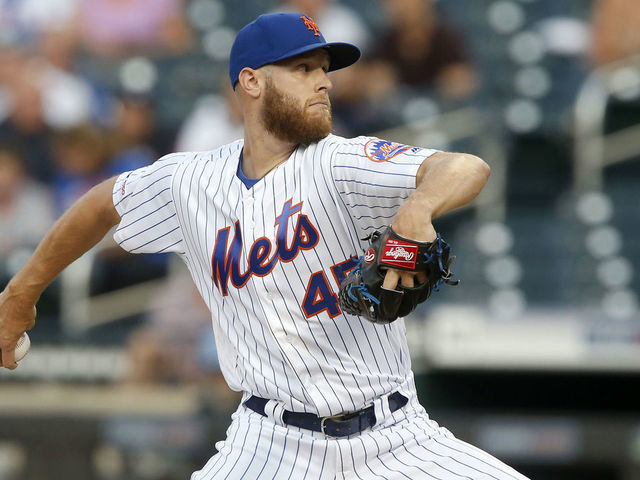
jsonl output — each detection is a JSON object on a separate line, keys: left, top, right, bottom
{"left": 338, "top": 227, "right": 458, "bottom": 324}
{"left": 383, "top": 243, "right": 417, "bottom": 266}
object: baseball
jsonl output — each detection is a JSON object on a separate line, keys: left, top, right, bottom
{"left": 15, "top": 332, "right": 31, "bottom": 362}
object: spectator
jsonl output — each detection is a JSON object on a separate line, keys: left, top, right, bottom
{"left": 0, "top": 21, "right": 106, "bottom": 133}
{"left": 0, "top": 68, "right": 56, "bottom": 184}
{"left": 0, "top": 143, "right": 54, "bottom": 259}
{"left": 175, "top": 82, "right": 243, "bottom": 152}
{"left": 74, "top": 0, "right": 193, "bottom": 58}
{"left": 371, "top": 0, "right": 477, "bottom": 100}
{"left": 0, "top": 0, "right": 96, "bottom": 130}
{"left": 33, "top": 29, "right": 98, "bottom": 130}
{"left": 124, "top": 263, "right": 239, "bottom": 407}
{"left": 50, "top": 124, "right": 169, "bottom": 294}
{"left": 50, "top": 125, "right": 110, "bottom": 214}
{"left": 107, "top": 93, "right": 163, "bottom": 173}
{"left": 590, "top": 0, "right": 640, "bottom": 66}
{"left": 102, "top": 94, "right": 173, "bottom": 292}
{"left": 125, "top": 267, "right": 211, "bottom": 385}
{"left": 50, "top": 114, "right": 161, "bottom": 215}
{"left": 0, "top": 47, "right": 23, "bottom": 122}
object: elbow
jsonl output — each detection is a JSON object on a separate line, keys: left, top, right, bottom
{"left": 464, "top": 153, "right": 490, "bottom": 187}
{"left": 416, "top": 151, "right": 491, "bottom": 192}
{"left": 477, "top": 156, "right": 491, "bottom": 184}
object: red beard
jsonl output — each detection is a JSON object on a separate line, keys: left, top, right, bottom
{"left": 261, "top": 76, "right": 332, "bottom": 145}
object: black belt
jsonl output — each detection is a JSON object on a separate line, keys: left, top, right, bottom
{"left": 243, "top": 391, "right": 408, "bottom": 438}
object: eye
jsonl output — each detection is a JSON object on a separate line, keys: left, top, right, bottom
{"left": 297, "top": 64, "right": 309, "bottom": 72}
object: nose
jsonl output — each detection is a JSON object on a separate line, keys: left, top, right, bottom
{"left": 316, "top": 70, "right": 333, "bottom": 92}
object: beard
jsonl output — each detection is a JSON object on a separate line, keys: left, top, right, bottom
{"left": 261, "top": 76, "right": 332, "bottom": 145}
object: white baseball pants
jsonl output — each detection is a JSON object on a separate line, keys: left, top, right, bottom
{"left": 191, "top": 396, "right": 530, "bottom": 480}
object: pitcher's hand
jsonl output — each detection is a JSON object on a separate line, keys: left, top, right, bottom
{"left": 0, "top": 286, "right": 36, "bottom": 369}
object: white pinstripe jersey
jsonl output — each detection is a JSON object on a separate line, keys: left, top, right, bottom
{"left": 112, "top": 134, "right": 436, "bottom": 417}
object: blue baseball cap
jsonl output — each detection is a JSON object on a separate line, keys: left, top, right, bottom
{"left": 229, "top": 12, "right": 361, "bottom": 88}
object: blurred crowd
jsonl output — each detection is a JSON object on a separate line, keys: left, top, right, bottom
{"left": 0, "top": 0, "right": 481, "bottom": 285}
{"left": 0, "top": 0, "right": 482, "bottom": 374}
{"left": 3, "top": 2, "right": 640, "bottom": 479}
{"left": 1, "top": 0, "right": 639, "bottom": 386}
{"left": 0, "top": 0, "right": 189, "bottom": 288}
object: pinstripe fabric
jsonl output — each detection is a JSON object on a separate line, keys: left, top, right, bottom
{"left": 189, "top": 388, "right": 529, "bottom": 480}
{"left": 112, "top": 135, "right": 430, "bottom": 413}
{"left": 112, "top": 134, "right": 529, "bottom": 479}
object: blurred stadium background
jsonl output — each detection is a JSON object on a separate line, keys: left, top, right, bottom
{"left": 1, "top": 0, "right": 640, "bottom": 479}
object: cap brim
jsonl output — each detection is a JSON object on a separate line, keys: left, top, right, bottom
{"left": 271, "top": 41, "right": 361, "bottom": 72}
{"left": 325, "top": 42, "right": 362, "bottom": 71}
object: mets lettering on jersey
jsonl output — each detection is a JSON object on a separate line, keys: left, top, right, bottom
{"left": 211, "top": 199, "right": 319, "bottom": 296}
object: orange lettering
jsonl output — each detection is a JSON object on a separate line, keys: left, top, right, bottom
{"left": 300, "top": 16, "right": 321, "bottom": 36}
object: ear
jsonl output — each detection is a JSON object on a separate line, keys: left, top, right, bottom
{"left": 237, "top": 68, "right": 262, "bottom": 99}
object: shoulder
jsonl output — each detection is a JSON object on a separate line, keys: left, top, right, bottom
{"left": 168, "top": 139, "right": 244, "bottom": 168}
{"left": 300, "top": 134, "right": 404, "bottom": 162}
{"left": 312, "top": 134, "right": 369, "bottom": 154}
{"left": 293, "top": 134, "right": 364, "bottom": 166}
{"left": 297, "top": 134, "right": 428, "bottom": 165}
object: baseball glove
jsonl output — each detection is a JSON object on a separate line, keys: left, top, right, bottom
{"left": 338, "top": 227, "right": 458, "bottom": 324}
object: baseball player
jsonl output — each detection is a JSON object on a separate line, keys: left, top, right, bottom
{"left": 0, "top": 13, "right": 530, "bottom": 480}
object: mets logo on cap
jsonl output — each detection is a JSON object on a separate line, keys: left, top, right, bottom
{"left": 300, "top": 15, "right": 321, "bottom": 36}
{"left": 364, "top": 139, "right": 412, "bottom": 162}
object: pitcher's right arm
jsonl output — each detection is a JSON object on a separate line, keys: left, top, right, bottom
{"left": 0, "top": 177, "right": 120, "bottom": 369}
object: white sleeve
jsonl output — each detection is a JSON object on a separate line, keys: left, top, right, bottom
{"left": 112, "top": 153, "right": 185, "bottom": 254}
{"left": 330, "top": 136, "right": 438, "bottom": 234}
